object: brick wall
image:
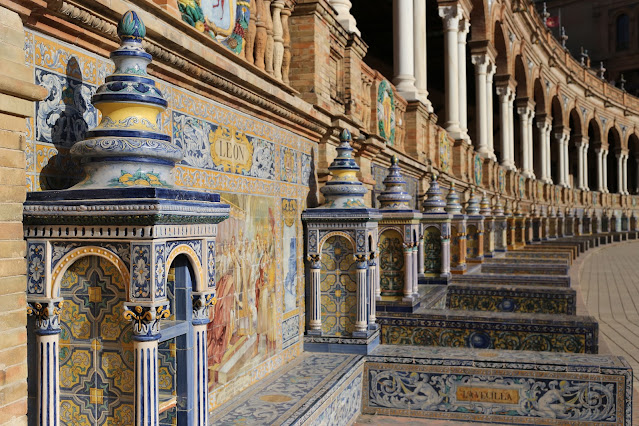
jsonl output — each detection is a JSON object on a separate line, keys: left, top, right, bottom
{"left": 0, "top": 6, "right": 47, "bottom": 425}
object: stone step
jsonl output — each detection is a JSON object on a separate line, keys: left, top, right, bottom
{"left": 452, "top": 273, "right": 571, "bottom": 288}
{"left": 480, "top": 262, "right": 569, "bottom": 276}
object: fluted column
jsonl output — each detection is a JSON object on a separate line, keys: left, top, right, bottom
{"left": 394, "top": 0, "right": 419, "bottom": 100}
{"left": 486, "top": 61, "right": 496, "bottom": 160}
{"left": 458, "top": 18, "right": 470, "bottom": 142}
{"left": 192, "top": 293, "right": 215, "bottom": 426}
{"left": 308, "top": 255, "right": 321, "bottom": 332}
{"left": 472, "top": 53, "right": 490, "bottom": 157}
{"left": 413, "top": 0, "right": 432, "bottom": 109}
{"left": 497, "top": 85, "right": 516, "bottom": 169}
{"left": 355, "top": 256, "right": 368, "bottom": 333}
{"left": 403, "top": 244, "right": 413, "bottom": 300}
{"left": 124, "top": 303, "right": 170, "bottom": 426}
{"left": 439, "top": 5, "right": 462, "bottom": 138}
{"left": 272, "top": 0, "right": 285, "bottom": 82}
{"left": 330, "top": 0, "right": 360, "bottom": 35}
{"left": 28, "top": 299, "right": 63, "bottom": 426}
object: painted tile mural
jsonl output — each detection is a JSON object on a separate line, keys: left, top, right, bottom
{"left": 25, "top": 29, "right": 314, "bottom": 411}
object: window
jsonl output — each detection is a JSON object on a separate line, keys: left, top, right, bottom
{"left": 616, "top": 14, "right": 630, "bottom": 51}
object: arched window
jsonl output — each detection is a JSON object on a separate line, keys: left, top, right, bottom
{"left": 616, "top": 14, "right": 630, "bottom": 51}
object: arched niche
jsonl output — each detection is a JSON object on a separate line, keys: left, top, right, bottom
{"left": 378, "top": 229, "right": 405, "bottom": 296}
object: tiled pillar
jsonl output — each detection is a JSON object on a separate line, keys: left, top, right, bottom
{"left": 192, "top": 293, "right": 215, "bottom": 426}
{"left": 125, "top": 303, "right": 169, "bottom": 426}
{"left": 403, "top": 245, "right": 413, "bottom": 300}
{"left": 438, "top": 5, "right": 462, "bottom": 139}
{"left": 308, "top": 256, "right": 322, "bottom": 332}
{"left": 393, "top": 0, "right": 419, "bottom": 100}
{"left": 27, "top": 299, "right": 64, "bottom": 426}
{"left": 355, "top": 257, "right": 368, "bottom": 333}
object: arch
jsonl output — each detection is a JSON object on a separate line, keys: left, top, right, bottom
{"left": 533, "top": 78, "right": 547, "bottom": 116}
{"left": 493, "top": 21, "right": 510, "bottom": 75}
{"left": 166, "top": 244, "right": 204, "bottom": 292}
{"left": 587, "top": 118, "right": 602, "bottom": 190}
{"left": 378, "top": 229, "right": 405, "bottom": 296}
{"left": 469, "top": 0, "right": 489, "bottom": 42}
{"left": 533, "top": 77, "right": 546, "bottom": 178}
{"left": 513, "top": 55, "right": 528, "bottom": 99}
{"left": 318, "top": 231, "right": 356, "bottom": 255}
{"left": 568, "top": 108, "right": 583, "bottom": 188}
{"left": 550, "top": 95, "right": 564, "bottom": 184}
{"left": 51, "top": 246, "right": 130, "bottom": 299}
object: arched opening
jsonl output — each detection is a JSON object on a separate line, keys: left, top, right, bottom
{"left": 628, "top": 134, "right": 639, "bottom": 194}
{"left": 550, "top": 96, "right": 563, "bottom": 184}
{"left": 56, "top": 256, "right": 134, "bottom": 424}
{"left": 568, "top": 109, "right": 582, "bottom": 188}
{"left": 513, "top": 56, "right": 528, "bottom": 171}
{"left": 319, "top": 235, "right": 356, "bottom": 336}
{"left": 587, "top": 119, "right": 602, "bottom": 190}
{"left": 533, "top": 78, "right": 546, "bottom": 179}
{"left": 607, "top": 127, "right": 622, "bottom": 193}
{"left": 616, "top": 13, "right": 630, "bottom": 51}
{"left": 378, "top": 229, "right": 405, "bottom": 296}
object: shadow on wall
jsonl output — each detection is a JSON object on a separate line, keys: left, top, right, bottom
{"left": 37, "top": 56, "right": 89, "bottom": 190}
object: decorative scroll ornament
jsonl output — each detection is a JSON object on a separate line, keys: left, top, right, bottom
{"left": 70, "top": 10, "right": 183, "bottom": 189}
{"left": 123, "top": 303, "right": 171, "bottom": 340}
{"left": 378, "top": 156, "right": 412, "bottom": 210}
{"left": 192, "top": 292, "right": 217, "bottom": 324}
{"left": 27, "top": 299, "right": 64, "bottom": 335}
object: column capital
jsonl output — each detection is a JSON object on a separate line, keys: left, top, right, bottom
{"left": 192, "top": 291, "right": 216, "bottom": 325}
{"left": 438, "top": 5, "right": 462, "bottom": 30}
{"left": 553, "top": 125, "right": 570, "bottom": 140}
{"left": 458, "top": 18, "right": 470, "bottom": 37}
{"left": 536, "top": 114, "right": 552, "bottom": 129}
{"left": 124, "top": 302, "right": 171, "bottom": 340}
{"left": 27, "top": 298, "right": 64, "bottom": 335}
{"left": 471, "top": 53, "right": 490, "bottom": 72}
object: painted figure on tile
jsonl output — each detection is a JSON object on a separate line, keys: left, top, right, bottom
{"left": 439, "top": 132, "right": 451, "bottom": 173}
{"left": 377, "top": 80, "right": 396, "bottom": 145}
{"left": 282, "top": 198, "right": 298, "bottom": 312}
{"left": 207, "top": 194, "right": 277, "bottom": 389}
{"left": 378, "top": 230, "right": 404, "bottom": 296}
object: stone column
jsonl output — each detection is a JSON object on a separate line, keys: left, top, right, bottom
{"left": 617, "top": 152, "right": 624, "bottom": 195}
{"left": 124, "top": 303, "right": 170, "bottom": 426}
{"left": 575, "top": 136, "right": 587, "bottom": 190}
{"left": 582, "top": 142, "right": 589, "bottom": 190}
{"left": 537, "top": 116, "right": 552, "bottom": 183}
{"left": 497, "top": 85, "right": 516, "bottom": 169}
{"left": 517, "top": 102, "right": 535, "bottom": 178}
{"left": 555, "top": 128, "right": 570, "bottom": 187}
{"left": 272, "top": 0, "right": 285, "bottom": 82}
{"left": 457, "top": 18, "right": 470, "bottom": 142}
{"left": 403, "top": 244, "right": 413, "bottom": 300}
{"left": 394, "top": 0, "right": 419, "bottom": 100}
{"left": 438, "top": 5, "right": 462, "bottom": 138}
{"left": 413, "top": 0, "right": 432, "bottom": 110}
{"left": 545, "top": 123, "right": 553, "bottom": 183}
{"left": 596, "top": 148, "right": 605, "bottom": 192}
{"left": 486, "top": 61, "right": 497, "bottom": 160}
{"left": 472, "top": 53, "right": 490, "bottom": 157}
{"left": 28, "top": 299, "right": 63, "bottom": 426}
{"left": 308, "top": 255, "right": 322, "bottom": 332}
{"left": 192, "top": 293, "right": 215, "bottom": 426}
{"left": 329, "top": 0, "right": 360, "bottom": 35}
{"left": 603, "top": 149, "right": 609, "bottom": 193}
{"left": 563, "top": 132, "right": 571, "bottom": 187}
{"left": 355, "top": 256, "right": 368, "bottom": 333}
{"left": 622, "top": 153, "right": 629, "bottom": 194}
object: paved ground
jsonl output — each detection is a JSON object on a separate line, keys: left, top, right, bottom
{"left": 577, "top": 240, "right": 639, "bottom": 388}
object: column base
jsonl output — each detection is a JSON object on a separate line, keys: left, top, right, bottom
{"left": 304, "top": 331, "right": 380, "bottom": 355}
{"left": 522, "top": 170, "right": 535, "bottom": 179}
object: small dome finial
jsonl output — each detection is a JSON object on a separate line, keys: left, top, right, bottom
{"left": 117, "top": 10, "right": 146, "bottom": 41}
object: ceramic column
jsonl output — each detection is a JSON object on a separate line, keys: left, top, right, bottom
{"left": 393, "top": 0, "right": 419, "bottom": 100}
{"left": 457, "top": 18, "right": 470, "bottom": 142}
{"left": 413, "top": 0, "right": 432, "bottom": 109}
{"left": 368, "top": 254, "right": 377, "bottom": 324}
{"left": 329, "top": 0, "right": 360, "bottom": 35}
{"left": 355, "top": 257, "right": 368, "bottom": 333}
{"left": 403, "top": 244, "right": 413, "bottom": 300}
{"left": 486, "top": 61, "right": 496, "bottom": 160}
{"left": 412, "top": 244, "right": 419, "bottom": 295}
{"left": 308, "top": 255, "right": 321, "bottom": 332}
{"left": 440, "top": 227, "right": 452, "bottom": 278}
{"left": 472, "top": 53, "right": 490, "bottom": 157}
{"left": 373, "top": 252, "right": 381, "bottom": 300}
{"left": 28, "top": 299, "right": 63, "bottom": 426}
{"left": 192, "top": 293, "right": 215, "bottom": 426}
{"left": 418, "top": 234, "right": 425, "bottom": 277}
{"left": 125, "top": 303, "right": 170, "bottom": 426}
{"left": 497, "top": 85, "right": 515, "bottom": 169}
{"left": 438, "top": 5, "right": 462, "bottom": 138}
